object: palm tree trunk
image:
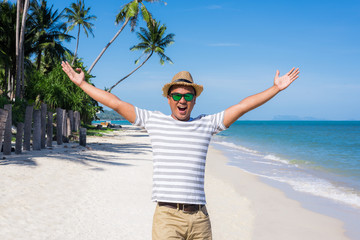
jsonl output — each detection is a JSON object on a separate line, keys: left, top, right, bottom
{"left": 16, "top": 0, "right": 30, "bottom": 99}
{"left": 108, "top": 51, "right": 153, "bottom": 92}
{"left": 15, "top": 0, "right": 22, "bottom": 99}
{"left": 7, "top": 68, "right": 11, "bottom": 98}
{"left": 20, "top": 49, "right": 25, "bottom": 98}
{"left": 71, "top": 25, "right": 81, "bottom": 65}
{"left": 7, "top": 70, "right": 14, "bottom": 100}
{"left": 87, "top": 17, "right": 130, "bottom": 73}
{"left": 15, "top": 0, "right": 21, "bottom": 78}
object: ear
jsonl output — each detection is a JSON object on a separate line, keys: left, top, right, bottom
{"left": 167, "top": 95, "right": 171, "bottom": 105}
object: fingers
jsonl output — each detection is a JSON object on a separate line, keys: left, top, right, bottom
{"left": 287, "top": 67, "right": 300, "bottom": 81}
{"left": 275, "top": 70, "right": 280, "bottom": 78}
{"left": 61, "top": 61, "right": 70, "bottom": 76}
{"left": 61, "top": 61, "right": 80, "bottom": 77}
{"left": 287, "top": 67, "right": 295, "bottom": 75}
{"left": 61, "top": 61, "right": 72, "bottom": 74}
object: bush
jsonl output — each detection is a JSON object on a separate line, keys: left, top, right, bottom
{"left": 0, "top": 94, "right": 27, "bottom": 125}
{"left": 24, "top": 63, "right": 102, "bottom": 124}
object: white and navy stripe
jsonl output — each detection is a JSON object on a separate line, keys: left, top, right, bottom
{"left": 133, "top": 107, "right": 227, "bottom": 205}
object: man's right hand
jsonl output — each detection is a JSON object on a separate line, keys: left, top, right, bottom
{"left": 61, "top": 61, "right": 85, "bottom": 87}
{"left": 60, "top": 61, "right": 136, "bottom": 123}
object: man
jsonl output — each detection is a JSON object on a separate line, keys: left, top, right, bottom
{"left": 61, "top": 61, "right": 299, "bottom": 239}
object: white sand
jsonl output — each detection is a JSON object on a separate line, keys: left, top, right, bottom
{"left": 206, "top": 147, "right": 348, "bottom": 240}
{"left": 0, "top": 125, "right": 348, "bottom": 239}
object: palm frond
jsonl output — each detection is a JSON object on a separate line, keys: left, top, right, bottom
{"left": 115, "top": 3, "right": 131, "bottom": 24}
{"left": 130, "top": 19, "right": 174, "bottom": 66}
{"left": 130, "top": 43, "right": 150, "bottom": 51}
{"left": 126, "top": 1, "right": 139, "bottom": 19}
{"left": 130, "top": 12, "right": 139, "bottom": 31}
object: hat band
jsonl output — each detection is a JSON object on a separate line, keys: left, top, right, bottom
{"left": 174, "top": 79, "right": 193, "bottom": 84}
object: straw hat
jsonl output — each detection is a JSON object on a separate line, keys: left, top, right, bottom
{"left": 162, "top": 71, "right": 203, "bottom": 97}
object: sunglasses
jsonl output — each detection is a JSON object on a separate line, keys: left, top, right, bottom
{"left": 170, "top": 93, "right": 195, "bottom": 101}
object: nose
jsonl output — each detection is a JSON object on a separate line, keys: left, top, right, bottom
{"left": 179, "top": 96, "right": 187, "bottom": 103}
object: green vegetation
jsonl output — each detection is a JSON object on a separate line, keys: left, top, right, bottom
{"left": 0, "top": 0, "right": 173, "bottom": 126}
{"left": 64, "top": 0, "right": 96, "bottom": 65}
{"left": 82, "top": 124, "right": 117, "bottom": 137}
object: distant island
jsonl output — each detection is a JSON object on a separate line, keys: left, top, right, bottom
{"left": 272, "top": 115, "right": 323, "bottom": 121}
{"left": 96, "top": 109, "right": 125, "bottom": 120}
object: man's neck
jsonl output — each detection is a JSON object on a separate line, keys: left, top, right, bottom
{"left": 171, "top": 114, "right": 191, "bottom": 122}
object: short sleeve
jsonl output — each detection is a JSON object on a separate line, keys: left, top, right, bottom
{"left": 133, "top": 107, "right": 153, "bottom": 129}
{"left": 209, "top": 111, "right": 228, "bottom": 135}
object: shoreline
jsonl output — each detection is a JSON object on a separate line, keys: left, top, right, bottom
{"left": 0, "top": 125, "right": 350, "bottom": 239}
{"left": 210, "top": 138, "right": 360, "bottom": 239}
{"left": 206, "top": 145, "right": 348, "bottom": 240}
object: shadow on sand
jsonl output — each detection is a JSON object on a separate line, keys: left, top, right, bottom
{"left": 0, "top": 140, "right": 152, "bottom": 170}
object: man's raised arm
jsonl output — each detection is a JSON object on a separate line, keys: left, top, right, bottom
{"left": 61, "top": 61, "right": 136, "bottom": 123}
{"left": 223, "top": 67, "right": 300, "bottom": 128}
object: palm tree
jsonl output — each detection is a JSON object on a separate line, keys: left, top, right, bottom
{"left": 107, "top": 20, "right": 174, "bottom": 92}
{"left": 27, "top": 0, "right": 73, "bottom": 72}
{"left": 63, "top": 0, "right": 96, "bottom": 65}
{"left": 15, "top": 0, "right": 30, "bottom": 99}
{"left": 87, "top": 0, "right": 163, "bottom": 74}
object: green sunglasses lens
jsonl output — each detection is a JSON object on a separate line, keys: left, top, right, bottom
{"left": 172, "top": 94, "right": 182, "bottom": 101}
{"left": 184, "top": 94, "right": 194, "bottom": 101}
{"left": 171, "top": 93, "right": 194, "bottom": 101}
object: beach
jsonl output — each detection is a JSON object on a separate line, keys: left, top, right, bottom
{"left": 0, "top": 125, "right": 349, "bottom": 239}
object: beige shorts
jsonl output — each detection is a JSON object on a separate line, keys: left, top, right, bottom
{"left": 152, "top": 203, "right": 212, "bottom": 240}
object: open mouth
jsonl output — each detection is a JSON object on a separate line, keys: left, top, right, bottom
{"left": 177, "top": 106, "right": 187, "bottom": 114}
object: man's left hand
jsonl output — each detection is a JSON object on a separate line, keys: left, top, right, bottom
{"left": 274, "top": 67, "right": 300, "bottom": 91}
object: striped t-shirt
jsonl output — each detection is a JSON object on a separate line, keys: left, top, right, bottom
{"left": 133, "top": 107, "right": 227, "bottom": 205}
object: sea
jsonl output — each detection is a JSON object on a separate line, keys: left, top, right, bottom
{"left": 94, "top": 120, "right": 360, "bottom": 238}
{"left": 211, "top": 120, "right": 360, "bottom": 239}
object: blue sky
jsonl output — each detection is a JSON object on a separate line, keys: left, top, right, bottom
{"left": 47, "top": 1, "right": 360, "bottom": 119}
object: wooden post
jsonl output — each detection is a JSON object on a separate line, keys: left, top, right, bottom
{"left": 66, "top": 114, "right": 71, "bottom": 142}
{"left": 79, "top": 127, "right": 86, "bottom": 146}
{"left": 40, "top": 103, "right": 47, "bottom": 149}
{"left": 46, "top": 111, "right": 53, "bottom": 147}
{"left": 62, "top": 110, "right": 68, "bottom": 143}
{"left": 15, "top": 122, "right": 24, "bottom": 154}
{"left": 56, "top": 108, "right": 63, "bottom": 145}
{"left": 3, "top": 104, "right": 12, "bottom": 155}
{"left": 68, "top": 110, "right": 74, "bottom": 132}
{"left": 62, "top": 110, "right": 66, "bottom": 137}
{"left": 33, "top": 110, "right": 41, "bottom": 150}
{"left": 74, "top": 111, "right": 80, "bottom": 132}
{"left": 0, "top": 109, "right": 9, "bottom": 154}
{"left": 23, "top": 105, "right": 33, "bottom": 151}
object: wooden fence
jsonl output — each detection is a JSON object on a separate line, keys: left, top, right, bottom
{"left": 0, "top": 103, "right": 87, "bottom": 155}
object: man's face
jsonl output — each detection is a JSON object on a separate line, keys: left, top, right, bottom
{"left": 167, "top": 85, "right": 196, "bottom": 121}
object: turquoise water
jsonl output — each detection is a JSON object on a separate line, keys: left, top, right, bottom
{"left": 212, "top": 121, "right": 360, "bottom": 209}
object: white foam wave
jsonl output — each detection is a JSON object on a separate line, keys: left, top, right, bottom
{"left": 253, "top": 160, "right": 282, "bottom": 166}
{"left": 264, "top": 154, "right": 290, "bottom": 164}
{"left": 258, "top": 174, "right": 360, "bottom": 209}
